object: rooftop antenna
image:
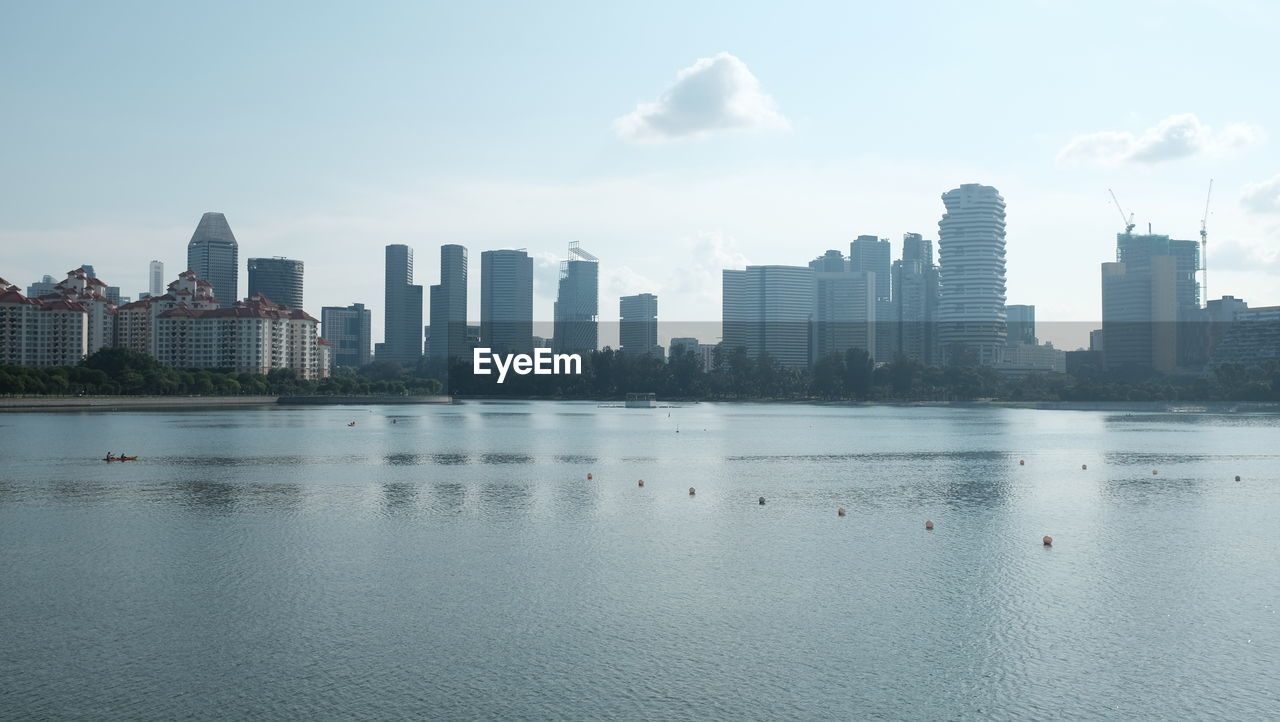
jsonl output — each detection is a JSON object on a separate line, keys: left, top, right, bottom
{"left": 1108, "top": 189, "right": 1136, "bottom": 234}
{"left": 1199, "top": 179, "right": 1213, "bottom": 306}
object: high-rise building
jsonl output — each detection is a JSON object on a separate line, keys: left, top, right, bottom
{"left": 149, "top": 260, "right": 165, "bottom": 297}
{"left": 427, "top": 244, "right": 469, "bottom": 360}
{"left": 480, "top": 249, "right": 534, "bottom": 353}
{"left": 809, "top": 250, "right": 847, "bottom": 273}
{"left": 811, "top": 270, "right": 876, "bottom": 363}
{"left": 850, "top": 236, "right": 893, "bottom": 362}
{"left": 722, "top": 265, "right": 814, "bottom": 369}
{"left": 1114, "top": 232, "right": 1203, "bottom": 368}
{"left": 377, "top": 244, "right": 424, "bottom": 364}
{"left": 186, "top": 212, "right": 239, "bottom": 308}
{"left": 937, "top": 183, "right": 1008, "bottom": 365}
{"left": 247, "top": 257, "right": 304, "bottom": 309}
{"left": 1102, "top": 256, "right": 1177, "bottom": 371}
{"left": 892, "top": 232, "right": 940, "bottom": 364}
{"left": 321, "top": 303, "right": 372, "bottom": 368}
{"left": 553, "top": 242, "right": 599, "bottom": 354}
{"left": 850, "top": 235, "right": 891, "bottom": 302}
{"left": 619, "top": 293, "right": 660, "bottom": 357}
{"left": 26, "top": 275, "right": 57, "bottom": 299}
{"left": 1006, "top": 304, "right": 1036, "bottom": 345}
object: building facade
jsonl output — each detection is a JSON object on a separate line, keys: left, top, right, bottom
{"left": 552, "top": 243, "right": 599, "bottom": 354}
{"left": 378, "top": 244, "right": 424, "bottom": 364}
{"left": 247, "top": 257, "right": 305, "bottom": 310}
{"left": 619, "top": 293, "right": 660, "bottom": 357}
{"left": 811, "top": 270, "right": 875, "bottom": 363}
{"left": 892, "top": 232, "right": 939, "bottom": 364}
{"left": 321, "top": 303, "right": 372, "bottom": 368}
{"left": 722, "top": 265, "right": 815, "bottom": 369}
{"left": 480, "top": 249, "right": 534, "bottom": 353}
{"left": 427, "top": 244, "right": 468, "bottom": 360}
{"left": 937, "top": 183, "right": 1008, "bottom": 365}
{"left": 186, "top": 212, "right": 239, "bottom": 308}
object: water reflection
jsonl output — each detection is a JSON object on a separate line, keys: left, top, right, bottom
{"left": 177, "top": 480, "right": 237, "bottom": 512}
{"left": 480, "top": 453, "right": 533, "bottom": 465}
{"left": 432, "top": 453, "right": 469, "bottom": 465}
{"left": 381, "top": 482, "right": 418, "bottom": 513}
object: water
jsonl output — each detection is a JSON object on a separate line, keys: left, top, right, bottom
{"left": 1, "top": 402, "right": 1277, "bottom": 719}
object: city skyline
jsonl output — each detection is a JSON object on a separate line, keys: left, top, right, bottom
{"left": 3, "top": 2, "right": 1278, "bottom": 351}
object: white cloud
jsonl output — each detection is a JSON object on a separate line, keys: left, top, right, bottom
{"left": 1241, "top": 174, "right": 1280, "bottom": 213}
{"left": 614, "top": 52, "right": 788, "bottom": 142}
{"left": 1057, "top": 113, "right": 1265, "bottom": 164}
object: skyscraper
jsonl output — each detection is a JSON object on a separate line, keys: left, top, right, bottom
{"left": 892, "top": 232, "right": 940, "bottom": 364}
{"left": 937, "top": 183, "right": 1007, "bottom": 365}
{"left": 377, "top": 244, "right": 424, "bottom": 364}
{"left": 149, "top": 260, "right": 164, "bottom": 297}
{"left": 811, "top": 270, "right": 875, "bottom": 363}
{"left": 428, "top": 244, "right": 468, "bottom": 360}
{"left": 186, "top": 212, "right": 239, "bottom": 308}
{"left": 850, "top": 235, "right": 894, "bottom": 362}
{"left": 722, "top": 265, "right": 814, "bottom": 369}
{"left": 1102, "top": 258, "right": 1176, "bottom": 371}
{"left": 619, "top": 293, "right": 660, "bottom": 357}
{"left": 321, "top": 303, "right": 372, "bottom": 368}
{"left": 809, "top": 249, "right": 847, "bottom": 273}
{"left": 480, "top": 249, "right": 533, "bottom": 353}
{"left": 1115, "top": 232, "right": 1204, "bottom": 368}
{"left": 849, "top": 235, "right": 891, "bottom": 301}
{"left": 552, "top": 242, "right": 599, "bottom": 354}
{"left": 1006, "top": 304, "right": 1036, "bottom": 345}
{"left": 247, "top": 257, "right": 304, "bottom": 309}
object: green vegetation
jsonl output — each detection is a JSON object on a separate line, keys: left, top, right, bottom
{"left": 0, "top": 348, "right": 442, "bottom": 397}
{"left": 444, "top": 346, "right": 1280, "bottom": 403}
{"left": 2, "top": 346, "right": 1276, "bottom": 403}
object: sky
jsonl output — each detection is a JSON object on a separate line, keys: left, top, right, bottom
{"left": 2, "top": 0, "right": 1278, "bottom": 350}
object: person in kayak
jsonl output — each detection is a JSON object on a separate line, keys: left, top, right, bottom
{"left": 106, "top": 452, "right": 115, "bottom": 460}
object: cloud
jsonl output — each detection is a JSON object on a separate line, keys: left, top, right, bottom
{"left": 669, "top": 230, "right": 750, "bottom": 313}
{"left": 1242, "top": 174, "right": 1280, "bottom": 213}
{"left": 614, "top": 52, "right": 788, "bottom": 142}
{"left": 1057, "top": 113, "right": 1265, "bottom": 165}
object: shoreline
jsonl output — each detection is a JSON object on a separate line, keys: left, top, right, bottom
{"left": 2, "top": 395, "right": 1276, "bottom": 413}
{"left": 0, "top": 395, "right": 453, "bottom": 411}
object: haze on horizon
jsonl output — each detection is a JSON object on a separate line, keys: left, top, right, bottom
{"left": 2, "top": 0, "right": 1278, "bottom": 351}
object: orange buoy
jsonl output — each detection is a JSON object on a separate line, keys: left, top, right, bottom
{"left": 587, "top": 473, "right": 593, "bottom": 480}
{"left": 925, "top": 520, "right": 934, "bottom": 530}
{"left": 1081, "top": 464, "right": 1088, "bottom": 470}
{"left": 837, "top": 507, "right": 846, "bottom": 517}
{"left": 1019, "top": 459, "right": 1025, "bottom": 466}
{"left": 688, "top": 487, "right": 696, "bottom": 496}
{"left": 637, "top": 479, "right": 644, "bottom": 487}
{"left": 1043, "top": 535, "right": 1053, "bottom": 546}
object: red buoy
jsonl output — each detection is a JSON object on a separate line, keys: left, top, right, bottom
{"left": 688, "top": 487, "right": 696, "bottom": 496}
{"left": 1043, "top": 535, "right": 1053, "bottom": 546}
{"left": 637, "top": 479, "right": 644, "bottom": 487}
{"left": 925, "top": 520, "right": 934, "bottom": 530}
{"left": 587, "top": 473, "right": 593, "bottom": 480}
{"left": 1019, "top": 459, "right": 1025, "bottom": 466}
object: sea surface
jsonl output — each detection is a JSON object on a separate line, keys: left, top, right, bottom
{"left": 1, "top": 402, "right": 1277, "bottom": 720}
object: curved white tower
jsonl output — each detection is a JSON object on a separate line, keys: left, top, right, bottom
{"left": 937, "top": 183, "right": 1007, "bottom": 365}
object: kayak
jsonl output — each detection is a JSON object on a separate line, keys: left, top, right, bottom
{"left": 102, "top": 456, "right": 139, "bottom": 462}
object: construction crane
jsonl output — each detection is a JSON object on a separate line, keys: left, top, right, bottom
{"left": 1200, "top": 179, "right": 1213, "bottom": 305}
{"left": 1109, "top": 188, "right": 1136, "bottom": 234}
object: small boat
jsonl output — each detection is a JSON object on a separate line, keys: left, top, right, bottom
{"left": 102, "top": 456, "right": 139, "bottom": 462}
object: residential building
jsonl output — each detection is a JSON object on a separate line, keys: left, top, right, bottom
{"left": 811, "top": 270, "right": 875, "bottom": 363}
{"left": 892, "top": 233, "right": 939, "bottom": 364}
{"left": 937, "top": 183, "right": 1008, "bottom": 365}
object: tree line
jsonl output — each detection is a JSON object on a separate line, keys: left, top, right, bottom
{"left": 2, "top": 346, "right": 1277, "bottom": 403}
